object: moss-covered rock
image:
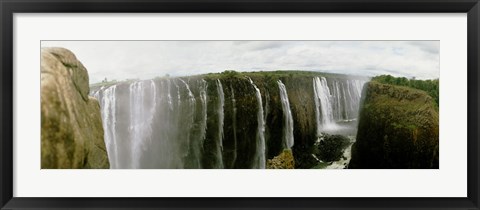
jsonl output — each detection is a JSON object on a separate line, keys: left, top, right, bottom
{"left": 267, "top": 149, "right": 295, "bottom": 169}
{"left": 41, "top": 47, "right": 109, "bottom": 169}
{"left": 349, "top": 81, "right": 439, "bottom": 169}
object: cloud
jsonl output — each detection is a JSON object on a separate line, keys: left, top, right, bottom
{"left": 41, "top": 41, "right": 439, "bottom": 84}
{"left": 407, "top": 41, "right": 440, "bottom": 54}
{"left": 234, "top": 41, "right": 287, "bottom": 51}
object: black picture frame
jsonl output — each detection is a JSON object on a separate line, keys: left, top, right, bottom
{"left": 1, "top": 0, "right": 479, "bottom": 209}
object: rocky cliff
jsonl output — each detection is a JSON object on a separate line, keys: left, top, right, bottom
{"left": 91, "top": 71, "right": 367, "bottom": 169}
{"left": 349, "top": 81, "right": 439, "bottom": 169}
{"left": 41, "top": 48, "right": 109, "bottom": 169}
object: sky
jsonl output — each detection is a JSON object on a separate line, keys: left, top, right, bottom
{"left": 41, "top": 41, "right": 439, "bottom": 84}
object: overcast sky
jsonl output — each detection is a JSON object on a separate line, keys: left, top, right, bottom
{"left": 41, "top": 41, "right": 439, "bottom": 84}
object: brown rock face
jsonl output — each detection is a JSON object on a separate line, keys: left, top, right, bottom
{"left": 41, "top": 47, "right": 109, "bottom": 169}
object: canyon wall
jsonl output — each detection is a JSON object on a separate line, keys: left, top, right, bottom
{"left": 92, "top": 72, "right": 367, "bottom": 169}
{"left": 349, "top": 82, "right": 439, "bottom": 169}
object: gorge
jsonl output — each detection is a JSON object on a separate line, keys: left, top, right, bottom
{"left": 91, "top": 71, "right": 368, "bottom": 169}
{"left": 40, "top": 48, "right": 439, "bottom": 170}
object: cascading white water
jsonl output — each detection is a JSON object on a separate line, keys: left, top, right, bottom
{"left": 328, "top": 79, "right": 366, "bottom": 122}
{"left": 313, "top": 77, "right": 367, "bottom": 137}
{"left": 248, "top": 77, "right": 266, "bottom": 169}
{"left": 345, "top": 82, "right": 355, "bottom": 117}
{"left": 215, "top": 79, "right": 225, "bottom": 168}
{"left": 166, "top": 79, "right": 173, "bottom": 111}
{"left": 216, "top": 80, "right": 225, "bottom": 150}
{"left": 174, "top": 80, "right": 181, "bottom": 106}
{"left": 129, "top": 80, "right": 157, "bottom": 168}
{"left": 179, "top": 78, "right": 196, "bottom": 161}
{"left": 199, "top": 79, "right": 208, "bottom": 148}
{"left": 154, "top": 79, "right": 184, "bottom": 168}
{"left": 92, "top": 75, "right": 366, "bottom": 169}
{"left": 155, "top": 79, "right": 174, "bottom": 168}
{"left": 98, "top": 85, "right": 118, "bottom": 169}
{"left": 332, "top": 81, "right": 343, "bottom": 120}
{"left": 341, "top": 82, "right": 349, "bottom": 119}
{"left": 179, "top": 79, "right": 195, "bottom": 105}
{"left": 129, "top": 82, "right": 140, "bottom": 168}
{"left": 313, "top": 77, "right": 334, "bottom": 131}
{"left": 93, "top": 78, "right": 208, "bottom": 169}
{"left": 277, "top": 80, "right": 294, "bottom": 149}
{"left": 348, "top": 80, "right": 365, "bottom": 120}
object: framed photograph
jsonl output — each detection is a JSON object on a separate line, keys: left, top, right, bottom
{"left": 1, "top": 0, "right": 479, "bottom": 209}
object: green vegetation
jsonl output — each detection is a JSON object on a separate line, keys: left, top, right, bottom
{"left": 90, "top": 70, "right": 369, "bottom": 90}
{"left": 372, "top": 75, "right": 439, "bottom": 106}
{"left": 200, "top": 70, "right": 368, "bottom": 81}
{"left": 220, "top": 70, "right": 241, "bottom": 78}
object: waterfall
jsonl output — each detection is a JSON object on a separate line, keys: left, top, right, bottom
{"left": 129, "top": 80, "right": 157, "bottom": 168}
{"left": 199, "top": 79, "right": 208, "bottom": 148}
{"left": 179, "top": 79, "right": 195, "bottom": 104}
{"left": 174, "top": 80, "right": 181, "bottom": 106}
{"left": 277, "top": 80, "right": 294, "bottom": 149}
{"left": 345, "top": 82, "right": 354, "bottom": 118}
{"left": 248, "top": 77, "right": 266, "bottom": 169}
{"left": 157, "top": 79, "right": 180, "bottom": 168}
{"left": 332, "top": 81, "right": 343, "bottom": 120}
{"left": 313, "top": 77, "right": 367, "bottom": 137}
{"left": 166, "top": 79, "right": 173, "bottom": 111}
{"left": 180, "top": 79, "right": 208, "bottom": 169}
{"left": 313, "top": 77, "right": 335, "bottom": 134}
{"left": 98, "top": 85, "right": 118, "bottom": 169}
{"left": 93, "top": 78, "right": 207, "bottom": 169}
{"left": 330, "top": 79, "right": 366, "bottom": 122}
{"left": 348, "top": 80, "right": 365, "bottom": 120}
{"left": 179, "top": 78, "right": 196, "bottom": 162}
{"left": 215, "top": 79, "right": 225, "bottom": 168}
{"left": 92, "top": 74, "right": 366, "bottom": 169}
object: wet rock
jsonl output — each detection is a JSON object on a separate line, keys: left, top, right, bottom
{"left": 313, "top": 133, "right": 351, "bottom": 162}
